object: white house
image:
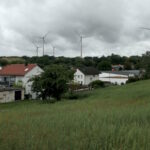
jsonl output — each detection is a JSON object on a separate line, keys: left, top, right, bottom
{"left": 99, "top": 70, "right": 141, "bottom": 85}
{"left": 0, "top": 64, "right": 43, "bottom": 99}
{"left": 74, "top": 67, "right": 99, "bottom": 85}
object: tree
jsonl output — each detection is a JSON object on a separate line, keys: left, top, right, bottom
{"left": 124, "top": 60, "right": 132, "bottom": 70}
{"left": 98, "top": 61, "right": 112, "bottom": 71}
{"left": 0, "top": 59, "right": 8, "bottom": 66}
{"left": 140, "top": 52, "right": 150, "bottom": 79}
{"left": 31, "top": 65, "right": 72, "bottom": 101}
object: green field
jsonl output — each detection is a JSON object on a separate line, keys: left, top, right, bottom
{"left": 1, "top": 80, "right": 150, "bottom": 150}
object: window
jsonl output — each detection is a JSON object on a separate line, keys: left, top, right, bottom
{"left": 10, "top": 77, "right": 15, "bottom": 82}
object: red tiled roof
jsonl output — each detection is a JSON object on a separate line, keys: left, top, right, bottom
{"left": 0, "top": 64, "right": 37, "bottom": 76}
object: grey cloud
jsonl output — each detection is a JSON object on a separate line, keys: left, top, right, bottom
{"left": 0, "top": 0, "right": 150, "bottom": 57}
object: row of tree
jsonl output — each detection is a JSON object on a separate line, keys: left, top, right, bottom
{"left": 0, "top": 53, "right": 146, "bottom": 71}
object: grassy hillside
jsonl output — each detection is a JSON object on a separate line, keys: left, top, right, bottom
{"left": 0, "top": 80, "right": 150, "bottom": 150}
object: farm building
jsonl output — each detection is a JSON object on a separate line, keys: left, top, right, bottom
{"left": 0, "top": 64, "right": 43, "bottom": 99}
{"left": 0, "top": 88, "right": 24, "bottom": 103}
{"left": 74, "top": 67, "right": 99, "bottom": 85}
{"left": 99, "top": 70, "right": 141, "bottom": 85}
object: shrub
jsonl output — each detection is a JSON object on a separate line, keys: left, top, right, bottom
{"left": 64, "top": 91, "right": 90, "bottom": 100}
{"left": 121, "top": 82, "right": 125, "bottom": 86}
{"left": 126, "top": 77, "right": 139, "bottom": 84}
{"left": 89, "top": 80, "right": 105, "bottom": 89}
{"left": 68, "top": 92, "right": 79, "bottom": 100}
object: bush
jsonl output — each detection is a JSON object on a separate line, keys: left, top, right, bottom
{"left": 68, "top": 92, "right": 79, "bottom": 100}
{"left": 64, "top": 91, "right": 90, "bottom": 100}
{"left": 89, "top": 80, "right": 105, "bottom": 89}
{"left": 126, "top": 77, "right": 139, "bottom": 84}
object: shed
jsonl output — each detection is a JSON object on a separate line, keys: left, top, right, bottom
{"left": 0, "top": 88, "right": 24, "bottom": 103}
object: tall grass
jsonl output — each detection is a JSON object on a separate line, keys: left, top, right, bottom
{"left": 0, "top": 80, "right": 150, "bottom": 149}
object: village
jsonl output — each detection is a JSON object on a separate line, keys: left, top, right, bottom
{"left": 0, "top": 61, "right": 143, "bottom": 103}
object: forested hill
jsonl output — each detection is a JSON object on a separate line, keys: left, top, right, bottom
{"left": 0, "top": 52, "right": 150, "bottom": 72}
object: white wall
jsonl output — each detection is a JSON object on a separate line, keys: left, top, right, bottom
{"left": 16, "top": 76, "right": 23, "bottom": 83}
{"left": 74, "top": 69, "right": 85, "bottom": 85}
{"left": 99, "top": 73, "right": 128, "bottom": 85}
{"left": 0, "top": 90, "right": 24, "bottom": 103}
{"left": 23, "top": 66, "right": 43, "bottom": 99}
{"left": 74, "top": 69, "right": 99, "bottom": 85}
{"left": 84, "top": 75, "right": 99, "bottom": 85}
{"left": 14, "top": 66, "right": 43, "bottom": 99}
{"left": 0, "top": 91, "right": 15, "bottom": 103}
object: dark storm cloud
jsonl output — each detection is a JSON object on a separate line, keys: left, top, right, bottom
{"left": 0, "top": 0, "right": 150, "bottom": 57}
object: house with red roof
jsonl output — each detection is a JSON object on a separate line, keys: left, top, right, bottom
{"left": 0, "top": 64, "right": 43, "bottom": 99}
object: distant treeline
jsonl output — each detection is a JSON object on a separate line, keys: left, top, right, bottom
{"left": 1, "top": 52, "right": 150, "bottom": 74}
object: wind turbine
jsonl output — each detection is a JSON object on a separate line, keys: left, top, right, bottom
{"left": 50, "top": 44, "right": 56, "bottom": 57}
{"left": 75, "top": 31, "right": 89, "bottom": 58}
{"left": 39, "top": 31, "right": 50, "bottom": 56}
{"left": 32, "top": 42, "right": 41, "bottom": 57}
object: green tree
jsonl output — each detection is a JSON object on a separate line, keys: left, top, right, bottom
{"left": 0, "top": 59, "right": 8, "bottom": 66}
{"left": 98, "top": 61, "right": 112, "bottom": 71}
{"left": 140, "top": 52, "right": 150, "bottom": 79}
{"left": 124, "top": 60, "right": 132, "bottom": 70}
{"left": 31, "top": 65, "right": 72, "bottom": 101}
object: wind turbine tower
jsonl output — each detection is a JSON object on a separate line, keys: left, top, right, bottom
{"left": 40, "top": 31, "right": 50, "bottom": 56}
{"left": 76, "top": 32, "right": 88, "bottom": 58}
{"left": 32, "top": 42, "right": 41, "bottom": 57}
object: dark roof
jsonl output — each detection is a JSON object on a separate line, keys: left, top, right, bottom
{"left": 78, "top": 67, "right": 99, "bottom": 75}
{"left": 101, "top": 70, "right": 140, "bottom": 76}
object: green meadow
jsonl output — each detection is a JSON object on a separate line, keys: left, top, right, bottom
{"left": 1, "top": 80, "right": 150, "bottom": 150}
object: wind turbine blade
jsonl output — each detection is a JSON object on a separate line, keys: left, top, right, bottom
{"left": 44, "top": 31, "right": 51, "bottom": 38}
{"left": 31, "top": 41, "right": 37, "bottom": 47}
{"left": 74, "top": 30, "right": 81, "bottom": 37}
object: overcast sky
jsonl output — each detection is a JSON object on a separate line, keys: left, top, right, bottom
{"left": 1, "top": 0, "right": 150, "bottom": 57}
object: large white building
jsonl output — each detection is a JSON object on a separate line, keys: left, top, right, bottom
{"left": 99, "top": 70, "right": 141, "bottom": 85}
{"left": 74, "top": 67, "right": 99, "bottom": 85}
{"left": 0, "top": 64, "right": 43, "bottom": 99}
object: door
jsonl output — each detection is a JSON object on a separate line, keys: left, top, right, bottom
{"left": 15, "top": 91, "right": 22, "bottom": 101}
